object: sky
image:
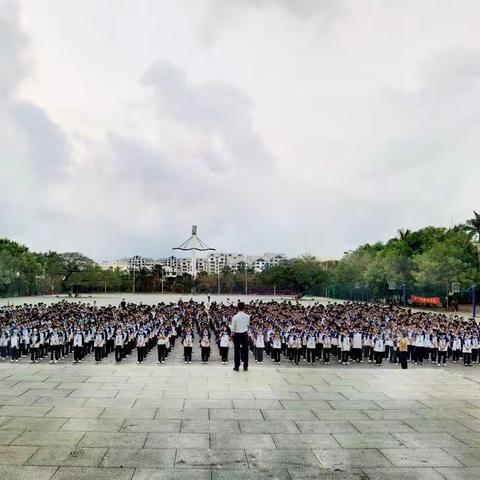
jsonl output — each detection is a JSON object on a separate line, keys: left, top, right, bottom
{"left": 1, "top": 0, "right": 480, "bottom": 261}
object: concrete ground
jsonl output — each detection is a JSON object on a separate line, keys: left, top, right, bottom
{"left": 1, "top": 341, "right": 480, "bottom": 479}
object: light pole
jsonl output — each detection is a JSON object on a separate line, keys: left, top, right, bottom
{"left": 132, "top": 266, "right": 136, "bottom": 294}
{"left": 245, "top": 268, "right": 248, "bottom": 295}
{"left": 217, "top": 269, "right": 220, "bottom": 295}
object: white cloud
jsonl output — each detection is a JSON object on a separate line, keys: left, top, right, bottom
{"left": 1, "top": 0, "right": 480, "bottom": 260}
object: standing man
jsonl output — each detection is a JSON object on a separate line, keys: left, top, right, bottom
{"left": 399, "top": 332, "right": 409, "bottom": 370}
{"left": 231, "top": 302, "right": 250, "bottom": 372}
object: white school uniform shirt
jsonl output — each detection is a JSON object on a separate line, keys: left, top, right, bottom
{"left": 353, "top": 333, "right": 362, "bottom": 349}
{"left": 373, "top": 338, "right": 384, "bottom": 352}
{"left": 438, "top": 339, "right": 448, "bottom": 351}
{"left": 136, "top": 334, "right": 146, "bottom": 347}
{"left": 414, "top": 335, "right": 424, "bottom": 347}
{"left": 341, "top": 335, "right": 351, "bottom": 351}
{"left": 323, "top": 335, "right": 331, "bottom": 348}
{"left": 272, "top": 337, "right": 281, "bottom": 349}
{"left": 220, "top": 333, "right": 230, "bottom": 348}
{"left": 94, "top": 334, "right": 104, "bottom": 347}
{"left": 306, "top": 335, "right": 316, "bottom": 349}
{"left": 73, "top": 333, "right": 83, "bottom": 347}
{"left": 184, "top": 334, "right": 193, "bottom": 347}
{"left": 50, "top": 333, "right": 59, "bottom": 346}
{"left": 463, "top": 338, "right": 472, "bottom": 353}
{"left": 10, "top": 335, "right": 19, "bottom": 348}
{"left": 201, "top": 335, "right": 210, "bottom": 348}
{"left": 256, "top": 334, "right": 265, "bottom": 348}
{"left": 115, "top": 333, "right": 124, "bottom": 347}
{"left": 452, "top": 338, "right": 461, "bottom": 351}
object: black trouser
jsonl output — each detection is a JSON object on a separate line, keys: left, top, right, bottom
{"left": 272, "top": 348, "right": 281, "bottom": 363}
{"left": 220, "top": 346, "right": 229, "bottom": 362}
{"left": 10, "top": 346, "right": 19, "bottom": 360}
{"left": 294, "top": 348, "right": 301, "bottom": 364}
{"left": 50, "top": 346, "right": 59, "bottom": 361}
{"left": 184, "top": 346, "right": 192, "bottom": 362}
{"left": 473, "top": 349, "right": 479, "bottom": 363}
{"left": 73, "top": 346, "right": 82, "bottom": 362}
{"left": 341, "top": 350, "right": 349, "bottom": 363}
{"left": 256, "top": 347, "right": 263, "bottom": 363}
{"left": 399, "top": 351, "right": 408, "bottom": 369}
{"left": 323, "top": 348, "right": 331, "bottom": 363}
{"left": 452, "top": 350, "right": 460, "bottom": 362}
{"left": 430, "top": 348, "right": 438, "bottom": 362}
{"left": 389, "top": 346, "right": 396, "bottom": 363}
{"left": 115, "top": 345, "right": 123, "bottom": 362}
{"left": 438, "top": 351, "right": 447, "bottom": 364}
{"left": 464, "top": 352, "right": 471, "bottom": 366}
{"left": 157, "top": 344, "right": 166, "bottom": 362}
{"left": 30, "top": 347, "right": 38, "bottom": 362}
{"left": 170, "top": 336, "right": 176, "bottom": 348}
{"left": 94, "top": 347, "right": 102, "bottom": 362}
{"left": 307, "top": 348, "right": 315, "bottom": 363}
{"left": 201, "top": 346, "right": 210, "bottom": 362}
{"left": 265, "top": 341, "right": 271, "bottom": 356}
{"left": 233, "top": 332, "right": 249, "bottom": 370}
{"left": 375, "top": 351, "right": 383, "bottom": 365}
{"left": 316, "top": 343, "right": 323, "bottom": 360}
{"left": 352, "top": 348, "right": 362, "bottom": 362}
{"left": 137, "top": 346, "right": 145, "bottom": 363}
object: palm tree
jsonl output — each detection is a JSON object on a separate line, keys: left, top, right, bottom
{"left": 397, "top": 229, "right": 412, "bottom": 240}
{"left": 465, "top": 211, "right": 480, "bottom": 264}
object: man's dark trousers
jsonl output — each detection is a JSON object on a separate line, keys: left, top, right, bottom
{"left": 234, "top": 332, "right": 249, "bottom": 370}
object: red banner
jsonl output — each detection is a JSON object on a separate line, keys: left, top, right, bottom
{"left": 410, "top": 295, "right": 441, "bottom": 306}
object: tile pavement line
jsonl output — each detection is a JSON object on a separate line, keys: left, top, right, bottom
{"left": 449, "top": 430, "right": 479, "bottom": 447}
{"left": 75, "top": 432, "right": 87, "bottom": 448}
{"left": 329, "top": 432, "right": 346, "bottom": 449}
{"left": 98, "top": 445, "right": 111, "bottom": 468}
{"left": 370, "top": 447, "right": 396, "bottom": 468}
{"left": 438, "top": 446, "right": 469, "bottom": 467}
{"left": 432, "top": 467, "right": 453, "bottom": 479}
{"left": 21, "top": 445, "right": 40, "bottom": 465}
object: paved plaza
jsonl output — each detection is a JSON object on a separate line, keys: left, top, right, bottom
{"left": 2, "top": 343, "right": 480, "bottom": 480}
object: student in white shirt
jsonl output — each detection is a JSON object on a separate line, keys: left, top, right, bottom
{"left": 452, "top": 336, "right": 461, "bottom": 363}
{"left": 157, "top": 329, "right": 167, "bottom": 364}
{"left": 94, "top": 332, "right": 104, "bottom": 364}
{"left": 437, "top": 335, "right": 448, "bottom": 367}
{"left": 272, "top": 331, "right": 282, "bottom": 365}
{"left": 114, "top": 329, "right": 124, "bottom": 363}
{"left": 255, "top": 329, "right": 265, "bottom": 364}
{"left": 200, "top": 328, "right": 211, "bottom": 364}
{"left": 463, "top": 336, "right": 473, "bottom": 367}
{"left": 219, "top": 327, "right": 230, "bottom": 364}
{"left": 73, "top": 330, "right": 83, "bottom": 363}
{"left": 49, "top": 330, "right": 59, "bottom": 364}
{"left": 373, "top": 335, "right": 384, "bottom": 366}
{"left": 183, "top": 327, "right": 194, "bottom": 364}
{"left": 136, "top": 331, "right": 146, "bottom": 364}
{"left": 340, "top": 333, "right": 351, "bottom": 365}
{"left": 10, "top": 330, "right": 20, "bottom": 362}
{"left": 352, "top": 331, "right": 363, "bottom": 363}
{"left": 306, "top": 330, "right": 316, "bottom": 365}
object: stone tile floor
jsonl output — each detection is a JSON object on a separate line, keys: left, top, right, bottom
{"left": 1, "top": 344, "right": 480, "bottom": 478}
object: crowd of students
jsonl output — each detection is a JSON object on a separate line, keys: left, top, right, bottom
{"left": 0, "top": 298, "right": 477, "bottom": 369}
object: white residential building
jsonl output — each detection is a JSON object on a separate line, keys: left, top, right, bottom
{"left": 99, "top": 252, "right": 287, "bottom": 277}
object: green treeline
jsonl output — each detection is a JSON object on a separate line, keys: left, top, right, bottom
{"left": 0, "top": 216, "right": 479, "bottom": 300}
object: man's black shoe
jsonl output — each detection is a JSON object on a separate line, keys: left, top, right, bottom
{"left": 233, "top": 367, "right": 239, "bottom": 371}
{"left": 244, "top": 367, "right": 248, "bottom": 371}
